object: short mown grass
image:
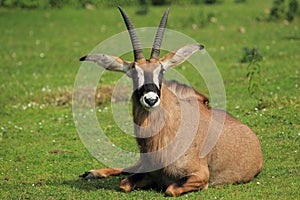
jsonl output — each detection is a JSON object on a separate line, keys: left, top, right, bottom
{"left": 0, "top": 1, "right": 299, "bottom": 199}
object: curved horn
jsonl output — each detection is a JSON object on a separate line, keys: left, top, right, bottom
{"left": 118, "top": 6, "right": 145, "bottom": 61}
{"left": 150, "top": 8, "right": 170, "bottom": 60}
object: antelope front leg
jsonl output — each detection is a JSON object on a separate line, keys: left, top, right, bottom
{"left": 165, "top": 174, "right": 209, "bottom": 197}
{"left": 79, "top": 160, "right": 142, "bottom": 180}
{"left": 79, "top": 168, "right": 123, "bottom": 180}
{"left": 120, "top": 173, "right": 153, "bottom": 192}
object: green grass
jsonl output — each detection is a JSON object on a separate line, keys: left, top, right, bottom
{"left": 0, "top": 0, "right": 299, "bottom": 199}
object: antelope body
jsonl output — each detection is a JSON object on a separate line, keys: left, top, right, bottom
{"left": 79, "top": 7, "right": 263, "bottom": 197}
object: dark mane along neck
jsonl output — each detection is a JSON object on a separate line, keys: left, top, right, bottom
{"left": 164, "top": 80, "right": 210, "bottom": 108}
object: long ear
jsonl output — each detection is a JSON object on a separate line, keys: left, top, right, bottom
{"left": 80, "top": 54, "right": 133, "bottom": 73}
{"left": 159, "top": 44, "right": 204, "bottom": 70}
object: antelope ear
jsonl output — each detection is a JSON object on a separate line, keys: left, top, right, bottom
{"left": 159, "top": 44, "right": 204, "bottom": 70}
{"left": 80, "top": 54, "right": 134, "bottom": 73}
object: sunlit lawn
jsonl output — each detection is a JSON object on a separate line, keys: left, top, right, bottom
{"left": 0, "top": 0, "right": 299, "bottom": 199}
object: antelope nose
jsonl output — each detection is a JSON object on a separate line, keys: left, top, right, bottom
{"left": 144, "top": 96, "right": 158, "bottom": 107}
{"left": 142, "top": 92, "right": 160, "bottom": 108}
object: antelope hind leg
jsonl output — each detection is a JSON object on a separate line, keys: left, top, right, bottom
{"left": 79, "top": 168, "right": 123, "bottom": 180}
{"left": 165, "top": 174, "right": 209, "bottom": 197}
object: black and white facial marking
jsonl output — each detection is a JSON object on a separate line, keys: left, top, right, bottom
{"left": 132, "top": 63, "right": 165, "bottom": 109}
{"left": 80, "top": 7, "right": 204, "bottom": 112}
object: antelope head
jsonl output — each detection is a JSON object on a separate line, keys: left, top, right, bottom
{"left": 80, "top": 6, "right": 204, "bottom": 110}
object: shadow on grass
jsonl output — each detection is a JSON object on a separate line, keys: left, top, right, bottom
{"left": 61, "top": 175, "right": 164, "bottom": 195}
{"left": 62, "top": 175, "right": 126, "bottom": 192}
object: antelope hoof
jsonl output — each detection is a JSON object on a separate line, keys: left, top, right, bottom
{"left": 120, "top": 178, "right": 134, "bottom": 193}
{"left": 79, "top": 171, "right": 97, "bottom": 180}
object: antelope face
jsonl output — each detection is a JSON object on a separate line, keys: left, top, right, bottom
{"left": 80, "top": 6, "right": 204, "bottom": 111}
{"left": 131, "top": 62, "right": 165, "bottom": 109}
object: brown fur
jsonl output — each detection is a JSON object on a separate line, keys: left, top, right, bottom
{"left": 135, "top": 81, "right": 262, "bottom": 187}
{"left": 81, "top": 80, "right": 263, "bottom": 196}
{"left": 79, "top": 10, "right": 263, "bottom": 195}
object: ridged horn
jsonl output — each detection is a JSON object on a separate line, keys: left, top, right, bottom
{"left": 150, "top": 8, "right": 170, "bottom": 60}
{"left": 118, "top": 6, "right": 145, "bottom": 61}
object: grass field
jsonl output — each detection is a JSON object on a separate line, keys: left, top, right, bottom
{"left": 0, "top": 0, "right": 299, "bottom": 199}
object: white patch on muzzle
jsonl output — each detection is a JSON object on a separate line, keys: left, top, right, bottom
{"left": 140, "top": 92, "right": 160, "bottom": 109}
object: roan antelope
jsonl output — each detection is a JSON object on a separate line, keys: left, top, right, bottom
{"left": 79, "top": 6, "right": 263, "bottom": 197}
